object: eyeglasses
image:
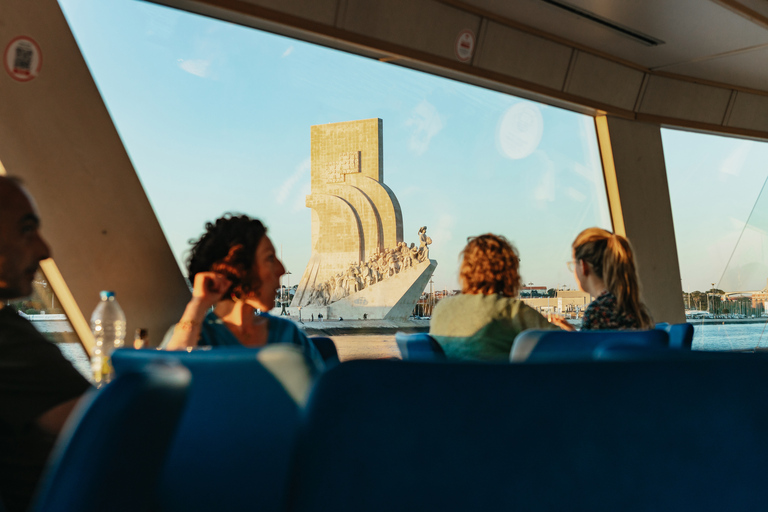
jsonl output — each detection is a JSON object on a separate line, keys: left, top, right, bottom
{"left": 567, "top": 260, "right": 576, "bottom": 272}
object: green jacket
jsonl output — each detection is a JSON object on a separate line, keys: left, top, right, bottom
{"left": 429, "top": 293, "right": 555, "bottom": 361}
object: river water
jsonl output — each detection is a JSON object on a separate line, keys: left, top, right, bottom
{"left": 690, "top": 321, "right": 768, "bottom": 351}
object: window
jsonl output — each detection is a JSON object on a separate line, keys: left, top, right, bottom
{"left": 663, "top": 128, "right": 768, "bottom": 350}
{"left": 59, "top": 0, "right": 610, "bottom": 323}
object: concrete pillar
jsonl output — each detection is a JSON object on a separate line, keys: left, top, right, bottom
{"left": 0, "top": 0, "right": 190, "bottom": 350}
{"left": 596, "top": 115, "right": 685, "bottom": 323}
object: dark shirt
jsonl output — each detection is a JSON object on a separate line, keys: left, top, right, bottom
{"left": 582, "top": 291, "right": 641, "bottom": 330}
{"left": 0, "top": 307, "right": 91, "bottom": 512}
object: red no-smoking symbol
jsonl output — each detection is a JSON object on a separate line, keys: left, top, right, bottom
{"left": 455, "top": 30, "right": 475, "bottom": 63}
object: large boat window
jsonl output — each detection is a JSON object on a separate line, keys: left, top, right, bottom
{"left": 57, "top": 0, "right": 610, "bottom": 329}
{"left": 662, "top": 128, "right": 768, "bottom": 350}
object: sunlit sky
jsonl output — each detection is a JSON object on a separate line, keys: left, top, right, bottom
{"left": 57, "top": 0, "right": 768, "bottom": 294}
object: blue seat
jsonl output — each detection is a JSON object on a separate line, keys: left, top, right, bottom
{"left": 112, "top": 347, "right": 307, "bottom": 512}
{"left": 31, "top": 366, "right": 191, "bottom": 512}
{"left": 656, "top": 322, "right": 695, "bottom": 349}
{"left": 309, "top": 336, "right": 340, "bottom": 366}
{"left": 593, "top": 339, "right": 676, "bottom": 360}
{"left": 287, "top": 357, "right": 768, "bottom": 512}
{"left": 394, "top": 332, "right": 446, "bottom": 361}
{"left": 510, "top": 328, "right": 669, "bottom": 362}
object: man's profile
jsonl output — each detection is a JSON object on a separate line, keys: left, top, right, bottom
{"left": 0, "top": 176, "right": 91, "bottom": 512}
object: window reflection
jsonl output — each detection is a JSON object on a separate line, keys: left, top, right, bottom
{"left": 6, "top": 270, "right": 91, "bottom": 378}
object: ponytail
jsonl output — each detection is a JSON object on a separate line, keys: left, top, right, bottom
{"left": 573, "top": 228, "right": 653, "bottom": 329}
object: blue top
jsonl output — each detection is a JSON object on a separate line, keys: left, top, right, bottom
{"left": 196, "top": 310, "right": 324, "bottom": 373}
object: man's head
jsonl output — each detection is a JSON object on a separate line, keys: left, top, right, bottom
{"left": 0, "top": 177, "right": 51, "bottom": 300}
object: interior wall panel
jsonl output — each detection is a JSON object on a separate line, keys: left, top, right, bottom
{"left": 0, "top": 0, "right": 191, "bottom": 348}
{"left": 725, "top": 92, "right": 768, "bottom": 133}
{"left": 235, "top": 0, "right": 339, "bottom": 25}
{"left": 341, "top": 0, "right": 481, "bottom": 62}
{"left": 564, "top": 51, "right": 645, "bottom": 112}
{"left": 474, "top": 21, "right": 572, "bottom": 91}
{"left": 638, "top": 75, "right": 733, "bottom": 125}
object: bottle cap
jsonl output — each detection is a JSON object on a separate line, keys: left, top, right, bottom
{"left": 100, "top": 291, "right": 116, "bottom": 300}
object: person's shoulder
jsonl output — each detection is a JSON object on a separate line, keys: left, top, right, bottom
{"left": 265, "top": 312, "right": 298, "bottom": 328}
{"left": 509, "top": 299, "right": 551, "bottom": 327}
{"left": 593, "top": 291, "right": 616, "bottom": 307}
{"left": 434, "top": 293, "right": 461, "bottom": 309}
{"left": 432, "top": 294, "right": 475, "bottom": 320}
{"left": 430, "top": 295, "right": 468, "bottom": 334}
{"left": 265, "top": 313, "right": 306, "bottom": 338}
{"left": 0, "top": 308, "right": 53, "bottom": 347}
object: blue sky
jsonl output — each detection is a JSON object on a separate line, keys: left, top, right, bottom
{"left": 57, "top": 0, "right": 768, "bottom": 294}
{"left": 663, "top": 129, "right": 768, "bottom": 293}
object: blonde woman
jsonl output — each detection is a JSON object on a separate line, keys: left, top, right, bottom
{"left": 429, "top": 234, "right": 553, "bottom": 361}
{"left": 556, "top": 228, "right": 653, "bottom": 331}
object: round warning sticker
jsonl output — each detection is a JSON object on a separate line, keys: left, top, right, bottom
{"left": 455, "top": 29, "right": 475, "bottom": 63}
{"left": 4, "top": 36, "right": 42, "bottom": 82}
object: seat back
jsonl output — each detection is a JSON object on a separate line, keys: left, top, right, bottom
{"left": 288, "top": 356, "right": 768, "bottom": 512}
{"left": 309, "top": 336, "right": 340, "bottom": 366}
{"left": 659, "top": 322, "right": 695, "bottom": 349}
{"left": 394, "top": 332, "right": 446, "bottom": 361}
{"left": 510, "top": 328, "right": 669, "bottom": 362}
{"left": 32, "top": 366, "right": 191, "bottom": 512}
{"left": 112, "top": 347, "right": 307, "bottom": 512}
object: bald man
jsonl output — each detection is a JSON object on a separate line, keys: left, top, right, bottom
{"left": 0, "top": 176, "right": 91, "bottom": 512}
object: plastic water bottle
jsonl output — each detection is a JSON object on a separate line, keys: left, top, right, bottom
{"left": 90, "top": 291, "right": 126, "bottom": 385}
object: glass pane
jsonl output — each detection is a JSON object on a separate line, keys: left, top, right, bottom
{"left": 663, "top": 128, "right": 768, "bottom": 351}
{"left": 58, "top": 0, "right": 611, "bottom": 344}
{"left": 6, "top": 270, "right": 91, "bottom": 378}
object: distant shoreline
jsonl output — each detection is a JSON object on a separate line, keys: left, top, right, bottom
{"left": 300, "top": 318, "right": 430, "bottom": 336}
{"left": 687, "top": 318, "right": 767, "bottom": 325}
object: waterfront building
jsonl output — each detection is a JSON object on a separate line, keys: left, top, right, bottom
{"left": 521, "top": 289, "right": 592, "bottom": 317}
{"left": 751, "top": 279, "right": 768, "bottom": 310}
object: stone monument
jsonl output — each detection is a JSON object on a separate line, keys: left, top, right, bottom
{"left": 289, "top": 118, "right": 436, "bottom": 321}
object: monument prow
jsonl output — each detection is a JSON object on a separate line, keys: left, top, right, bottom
{"left": 295, "top": 258, "right": 436, "bottom": 322}
{"left": 289, "top": 118, "right": 436, "bottom": 321}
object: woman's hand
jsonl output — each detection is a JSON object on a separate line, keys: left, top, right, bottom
{"left": 549, "top": 315, "right": 575, "bottom": 331}
{"left": 164, "top": 272, "right": 232, "bottom": 351}
{"left": 191, "top": 272, "right": 232, "bottom": 308}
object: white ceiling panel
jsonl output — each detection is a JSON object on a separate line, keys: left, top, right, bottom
{"left": 459, "top": 0, "right": 768, "bottom": 68}
{"left": 720, "top": 0, "right": 768, "bottom": 20}
{"left": 657, "top": 45, "right": 768, "bottom": 91}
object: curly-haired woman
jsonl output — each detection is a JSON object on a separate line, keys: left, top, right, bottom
{"left": 163, "top": 214, "right": 322, "bottom": 370}
{"left": 429, "top": 234, "right": 554, "bottom": 361}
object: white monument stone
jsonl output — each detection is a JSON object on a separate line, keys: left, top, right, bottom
{"left": 289, "top": 119, "right": 436, "bottom": 321}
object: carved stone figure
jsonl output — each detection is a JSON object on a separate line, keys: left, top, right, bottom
{"left": 418, "top": 226, "right": 432, "bottom": 262}
{"left": 362, "top": 263, "right": 373, "bottom": 287}
{"left": 399, "top": 242, "right": 412, "bottom": 269}
{"left": 409, "top": 242, "right": 419, "bottom": 261}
